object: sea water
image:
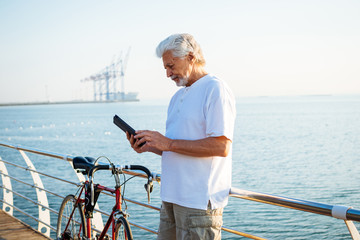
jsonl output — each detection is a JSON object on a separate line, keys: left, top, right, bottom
{"left": 0, "top": 95, "right": 359, "bottom": 239}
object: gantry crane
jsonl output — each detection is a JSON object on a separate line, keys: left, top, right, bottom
{"left": 81, "top": 48, "right": 138, "bottom": 101}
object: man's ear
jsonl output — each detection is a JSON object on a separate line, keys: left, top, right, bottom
{"left": 188, "top": 52, "right": 195, "bottom": 62}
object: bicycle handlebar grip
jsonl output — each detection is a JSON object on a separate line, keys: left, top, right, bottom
{"left": 128, "top": 165, "right": 152, "bottom": 179}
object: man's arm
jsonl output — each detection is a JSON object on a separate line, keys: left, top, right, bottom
{"left": 167, "top": 136, "right": 231, "bottom": 157}
{"left": 130, "top": 130, "right": 231, "bottom": 157}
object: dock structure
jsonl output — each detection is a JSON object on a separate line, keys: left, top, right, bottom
{"left": 0, "top": 210, "right": 50, "bottom": 240}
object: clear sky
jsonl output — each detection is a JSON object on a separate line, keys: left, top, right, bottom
{"left": 0, "top": 0, "right": 359, "bottom": 103}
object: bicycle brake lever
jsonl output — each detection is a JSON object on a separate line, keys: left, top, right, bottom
{"left": 145, "top": 182, "right": 153, "bottom": 204}
{"left": 147, "top": 184, "right": 151, "bottom": 204}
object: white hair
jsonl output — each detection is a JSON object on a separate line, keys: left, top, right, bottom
{"left": 156, "top": 33, "right": 206, "bottom": 66}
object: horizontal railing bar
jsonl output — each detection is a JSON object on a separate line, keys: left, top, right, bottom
{"left": 125, "top": 198, "right": 160, "bottom": 211}
{"left": 348, "top": 209, "right": 360, "bottom": 222}
{"left": 93, "top": 208, "right": 110, "bottom": 217}
{"left": 0, "top": 142, "right": 73, "bottom": 162}
{"left": 128, "top": 220, "right": 158, "bottom": 235}
{"left": 122, "top": 169, "right": 161, "bottom": 183}
{"left": 0, "top": 158, "right": 80, "bottom": 187}
{"left": 0, "top": 172, "right": 65, "bottom": 199}
{"left": 221, "top": 226, "right": 267, "bottom": 240}
{"left": 91, "top": 227, "right": 102, "bottom": 235}
{"left": 230, "top": 187, "right": 360, "bottom": 222}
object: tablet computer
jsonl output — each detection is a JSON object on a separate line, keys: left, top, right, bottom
{"left": 113, "top": 115, "right": 145, "bottom": 147}
{"left": 113, "top": 115, "right": 136, "bottom": 135}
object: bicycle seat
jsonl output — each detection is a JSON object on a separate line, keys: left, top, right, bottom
{"left": 72, "top": 156, "right": 96, "bottom": 174}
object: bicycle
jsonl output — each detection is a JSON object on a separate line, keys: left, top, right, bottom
{"left": 56, "top": 156, "right": 154, "bottom": 240}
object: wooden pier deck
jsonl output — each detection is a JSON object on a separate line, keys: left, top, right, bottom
{"left": 0, "top": 210, "right": 51, "bottom": 240}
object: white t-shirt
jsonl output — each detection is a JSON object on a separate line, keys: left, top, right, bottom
{"left": 161, "top": 74, "right": 236, "bottom": 210}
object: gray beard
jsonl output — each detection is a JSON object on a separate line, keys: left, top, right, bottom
{"left": 176, "top": 77, "right": 189, "bottom": 87}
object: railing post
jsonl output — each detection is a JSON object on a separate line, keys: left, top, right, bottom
{"left": 0, "top": 157, "right": 14, "bottom": 216}
{"left": 19, "top": 150, "right": 50, "bottom": 237}
{"left": 345, "top": 220, "right": 360, "bottom": 240}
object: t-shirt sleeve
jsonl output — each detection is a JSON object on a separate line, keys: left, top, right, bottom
{"left": 205, "top": 81, "right": 236, "bottom": 141}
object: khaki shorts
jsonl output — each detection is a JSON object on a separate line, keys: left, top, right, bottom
{"left": 157, "top": 201, "right": 223, "bottom": 240}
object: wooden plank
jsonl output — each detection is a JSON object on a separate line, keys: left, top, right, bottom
{"left": 0, "top": 210, "right": 51, "bottom": 240}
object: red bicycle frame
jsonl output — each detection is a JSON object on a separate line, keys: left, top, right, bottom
{"left": 67, "top": 181, "right": 124, "bottom": 240}
{"left": 94, "top": 184, "right": 122, "bottom": 239}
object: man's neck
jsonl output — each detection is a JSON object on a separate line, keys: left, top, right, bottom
{"left": 186, "top": 67, "right": 207, "bottom": 87}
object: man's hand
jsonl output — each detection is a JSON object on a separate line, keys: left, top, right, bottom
{"left": 126, "top": 132, "right": 143, "bottom": 153}
{"left": 134, "top": 130, "right": 172, "bottom": 151}
{"left": 126, "top": 130, "right": 165, "bottom": 155}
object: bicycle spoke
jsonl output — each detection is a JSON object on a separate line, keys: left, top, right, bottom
{"left": 56, "top": 195, "right": 86, "bottom": 239}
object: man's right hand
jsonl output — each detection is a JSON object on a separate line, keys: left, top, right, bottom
{"left": 126, "top": 131, "right": 163, "bottom": 156}
{"left": 126, "top": 131, "right": 145, "bottom": 153}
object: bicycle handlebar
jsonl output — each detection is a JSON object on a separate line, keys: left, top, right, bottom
{"left": 72, "top": 156, "right": 154, "bottom": 205}
{"left": 88, "top": 164, "right": 153, "bottom": 182}
{"left": 72, "top": 156, "right": 153, "bottom": 180}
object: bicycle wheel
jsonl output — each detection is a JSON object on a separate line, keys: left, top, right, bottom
{"left": 114, "top": 216, "right": 133, "bottom": 240}
{"left": 56, "top": 194, "right": 86, "bottom": 240}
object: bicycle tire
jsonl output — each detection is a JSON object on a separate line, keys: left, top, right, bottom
{"left": 56, "top": 194, "right": 86, "bottom": 240}
{"left": 114, "top": 216, "right": 133, "bottom": 240}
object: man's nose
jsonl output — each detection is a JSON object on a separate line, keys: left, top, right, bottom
{"left": 166, "top": 69, "right": 172, "bottom": 78}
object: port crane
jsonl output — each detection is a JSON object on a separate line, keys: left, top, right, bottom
{"left": 81, "top": 48, "right": 137, "bottom": 101}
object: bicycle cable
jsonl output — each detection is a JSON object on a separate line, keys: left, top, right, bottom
{"left": 94, "top": 155, "right": 112, "bottom": 165}
{"left": 90, "top": 156, "right": 114, "bottom": 183}
{"left": 120, "top": 172, "right": 144, "bottom": 211}
{"left": 74, "top": 183, "right": 83, "bottom": 197}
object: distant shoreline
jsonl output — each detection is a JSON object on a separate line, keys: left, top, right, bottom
{"left": 1, "top": 94, "right": 359, "bottom": 107}
{"left": 0, "top": 99, "right": 140, "bottom": 107}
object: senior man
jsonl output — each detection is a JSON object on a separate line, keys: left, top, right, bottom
{"left": 127, "top": 33, "right": 236, "bottom": 240}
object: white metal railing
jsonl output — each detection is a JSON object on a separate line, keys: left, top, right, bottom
{"left": 1, "top": 141, "right": 360, "bottom": 240}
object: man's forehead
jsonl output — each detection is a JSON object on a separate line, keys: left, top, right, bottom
{"left": 162, "top": 50, "right": 174, "bottom": 60}
{"left": 162, "top": 51, "right": 176, "bottom": 66}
